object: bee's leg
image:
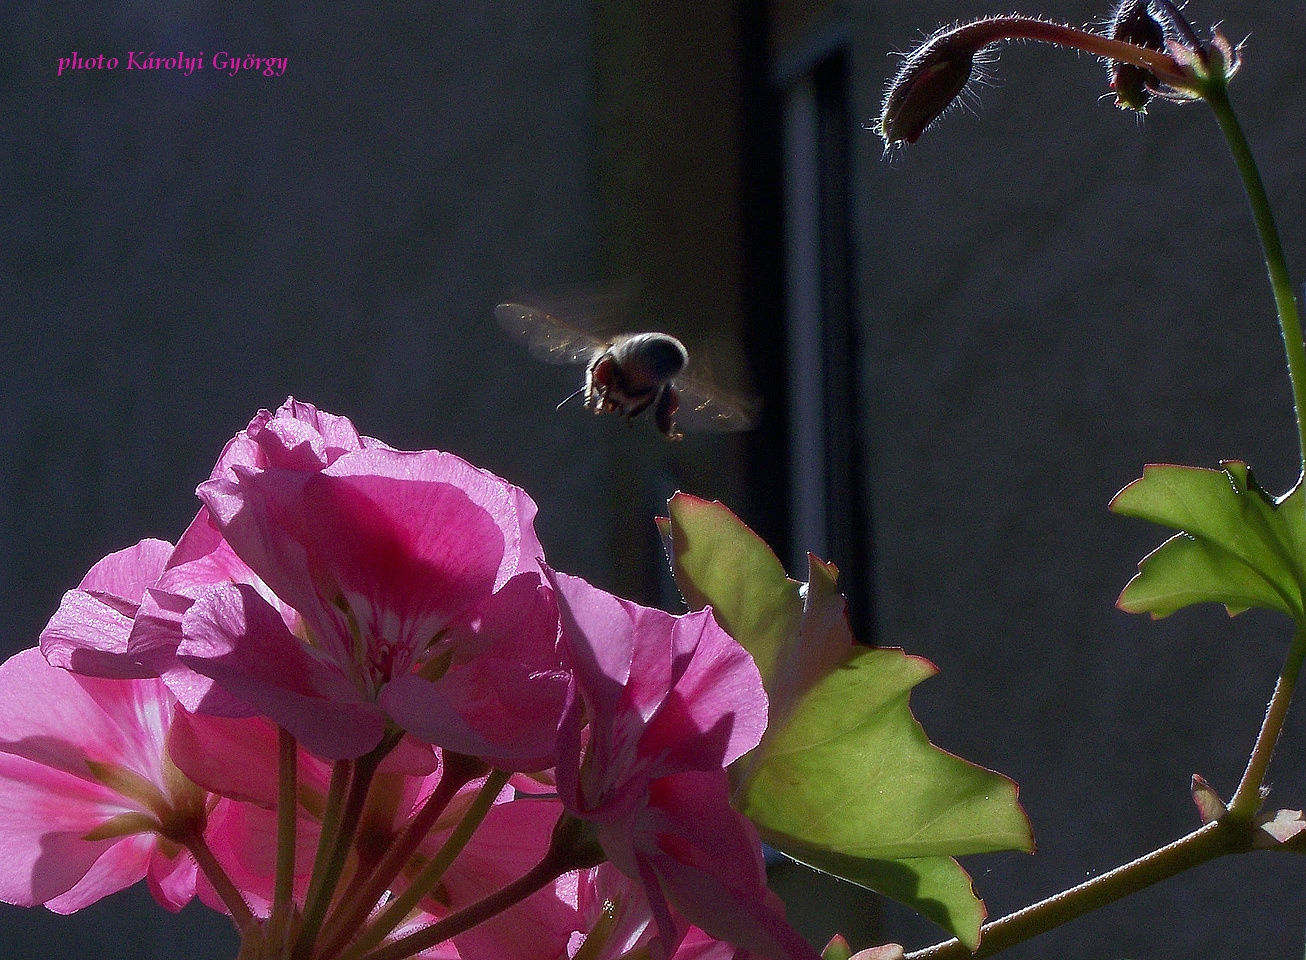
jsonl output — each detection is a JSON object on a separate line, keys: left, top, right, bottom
{"left": 655, "top": 386, "right": 682, "bottom": 440}
{"left": 587, "top": 356, "right": 613, "bottom": 413}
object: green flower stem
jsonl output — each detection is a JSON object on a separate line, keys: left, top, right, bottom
{"left": 293, "top": 750, "right": 386, "bottom": 960}
{"left": 292, "top": 760, "right": 351, "bottom": 959}
{"left": 334, "top": 769, "right": 511, "bottom": 960}
{"left": 904, "top": 819, "right": 1251, "bottom": 960}
{"left": 1202, "top": 77, "right": 1306, "bottom": 479}
{"left": 1231, "top": 623, "right": 1306, "bottom": 819}
{"left": 349, "top": 814, "right": 602, "bottom": 960}
{"left": 1200, "top": 64, "right": 1306, "bottom": 819}
{"left": 315, "top": 754, "right": 487, "bottom": 959}
{"left": 269, "top": 727, "right": 298, "bottom": 953}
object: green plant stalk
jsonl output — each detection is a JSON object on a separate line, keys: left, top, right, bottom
{"left": 908, "top": 61, "right": 1304, "bottom": 960}
{"left": 335, "top": 769, "right": 511, "bottom": 960}
{"left": 904, "top": 819, "right": 1250, "bottom": 959}
{"left": 1231, "top": 623, "right": 1306, "bottom": 818}
{"left": 292, "top": 760, "right": 351, "bottom": 959}
{"left": 1202, "top": 78, "right": 1306, "bottom": 478}
{"left": 1200, "top": 71, "right": 1306, "bottom": 819}
{"left": 188, "top": 829, "right": 259, "bottom": 937}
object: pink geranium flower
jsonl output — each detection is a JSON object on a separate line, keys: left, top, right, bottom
{"left": 547, "top": 570, "right": 818, "bottom": 960}
{"left": 177, "top": 399, "right": 566, "bottom": 763}
{"left": 0, "top": 647, "right": 209, "bottom": 913}
{"left": 43, "top": 399, "right": 567, "bottom": 765}
{"left": 100, "top": 398, "right": 569, "bottom": 766}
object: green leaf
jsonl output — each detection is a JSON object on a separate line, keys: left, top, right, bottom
{"left": 657, "top": 498, "right": 799, "bottom": 682}
{"left": 665, "top": 494, "right": 1033, "bottom": 950}
{"left": 1112, "top": 461, "right": 1306, "bottom": 620}
{"left": 778, "top": 843, "right": 984, "bottom": 949}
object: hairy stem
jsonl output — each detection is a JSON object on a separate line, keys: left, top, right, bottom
{"left": 1197, "top": 57, "right": 1306, "bottom": 820}
{"left": 1231, "top": 624, "right": 1306, "bottom": 818}
{"left": 905, "top": 819, "right": 1251, "bottom": 959}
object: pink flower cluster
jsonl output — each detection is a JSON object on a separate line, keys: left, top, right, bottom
{"left": 5, "top": 399, "right": 818, "bottom": 960}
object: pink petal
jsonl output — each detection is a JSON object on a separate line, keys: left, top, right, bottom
{"left": 210, "top": 398, "right": 367, "bottom": 481}
{"left": 38, "top": 834, "right": 154, "bottom": 913}
{"left": 145, "top": 845, "right": 200, "bottom": 912}
{"left": 167, "top": 710, "right": 331, "bottom": 807}
{"left": 548, "top": 570, "right": 768, "bottom": 820}
{"left": 178, "top": 583, "right": 386, "bottom": 760}
{"left": 0, "top": 649, "right": 187, "bottom": 910}
{"left": 0, "top": 757, "right": 123, "bottom": 906}
{"left": 39, "top": 538, "right": 176, "bottom": 679}
{"left": 203, "top": 797, "right": 318, "bottom": 912}
{"left": 640, "top": 607, "right": 768, "bottom": 776}
{"left": 547, "top": 569, "right": 636, "bottom": 719}
{"left": 673, "top": 927, "right": 757, "bottom": 960}
{"left": 574, "top": 864, "right": 659, "bottom": 960}
{"left": 199, "top": 449, "right": 507, "bottom": 682}
{"left": 41, "top": 836, "right": 189, "bottom": 915}
{"left": 0, "top": 649, "right": 171, "bottom": 783}
{"left": 625, "top": 772, "right": 819, "bottom": 960}
{"left": 40, "top": 589, "right": 154, "bottom": 679}
{"left": 381, "top": 574, "right": 568, "bottom": 768}
{"left": 443, "top": 798, "right": 578, "bottom": 960}
{"left": 77, "top": 539, "right": 174, "bottom": 603}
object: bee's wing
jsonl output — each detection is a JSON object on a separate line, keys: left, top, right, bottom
{"left": 672, "top": 375, "right": 758, "bottom": 432}
{"left": 495, "top": 302, "right": 603, "bottom": 365}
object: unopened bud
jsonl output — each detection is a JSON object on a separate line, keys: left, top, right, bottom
{"left": 1190, "top": 773, "right": 1227, "bottom": 823}
{"left": 879, "top": 23, "right": 990, "bottom": 145}
{"left": 1107, "top": 0, "right": 1166, "bottom": 110}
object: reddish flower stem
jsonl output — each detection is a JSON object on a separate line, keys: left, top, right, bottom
{"left": 188, "top": 830, "right": 259, "bottom": 937}
{"left": 964, "top": 17, "right": 1191, "bottom": 82}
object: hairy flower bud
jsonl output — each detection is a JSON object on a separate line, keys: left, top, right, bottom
{"left": 879, "top": 24, "right": 989, "bottom": 145}
{"left": 1107, "top": 0, "right": 1167, "bottom": 110}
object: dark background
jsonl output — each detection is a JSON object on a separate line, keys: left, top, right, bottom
{"left": 4, "top": 1, "right": 1306, "bottom": 957}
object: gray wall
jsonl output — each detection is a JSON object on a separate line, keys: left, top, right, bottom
{"left": 853, "top": 1, "right": 1306, "bottom": 956}
{"left": 3, "top": 3, "right": 600, "bottom": 955}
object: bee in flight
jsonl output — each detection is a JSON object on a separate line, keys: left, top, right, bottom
{"left": 495, "top": 302, "right": 755, "bottom": 440}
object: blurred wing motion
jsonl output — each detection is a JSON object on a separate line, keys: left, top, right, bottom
{"left": 494, "top": 302, "right": 603, "bottom": 365}
{"left": 673, "top": 375, "right": 757, "bottom": 432}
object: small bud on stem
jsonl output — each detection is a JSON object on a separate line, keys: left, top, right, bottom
{"left": 1107, "top": 0, "right": 1168, "bottom": 110}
